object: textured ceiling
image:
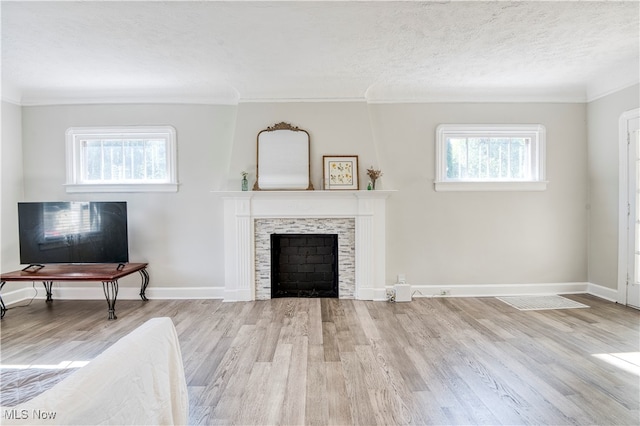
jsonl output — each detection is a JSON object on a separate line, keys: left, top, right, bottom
{"left": 1, "top": 1, "right": 639, "bottom": 105}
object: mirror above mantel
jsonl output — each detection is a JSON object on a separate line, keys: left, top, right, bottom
{"left": 253, "top": 122, "right": 314, "bottom": 191}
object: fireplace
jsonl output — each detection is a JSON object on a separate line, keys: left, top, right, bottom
{"left": 255, "top": 218, "right": 355, "bottom": 300}
{"left": 221, "top": 190, "right": 391, "bottom": 301}
{"left": 271, "top": 234, "right": 339, "bottom": 298}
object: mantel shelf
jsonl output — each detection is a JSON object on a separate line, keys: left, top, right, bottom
{"left": 212, "top": 190, "right": 396, "bottom": 198}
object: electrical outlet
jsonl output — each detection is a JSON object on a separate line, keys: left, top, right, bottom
{"left": 386, "top": 289, "right": 396, "bottom": 302}
{"left": 440, "top": 289, "right": 451, "bottom": 296}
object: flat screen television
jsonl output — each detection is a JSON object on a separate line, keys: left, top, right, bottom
{"left": 18, "top": 201, "right": 129, "bottom": 265}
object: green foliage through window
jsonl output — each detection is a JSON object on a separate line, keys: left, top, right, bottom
{"left": 446, "top": 137, "right": 530, "bottom": 180}
{"left": 83, "top": 139, "right": 168, "bottom": 183}
{"left": 65, "top": 126, "right": 177, "bottom": 193}
{"left": 435, "top": 124, "right": 546, "bottom": 191}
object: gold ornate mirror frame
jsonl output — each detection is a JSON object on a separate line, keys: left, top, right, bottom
{"left": 254, "top": 122, "right": 314, "bottom": 190}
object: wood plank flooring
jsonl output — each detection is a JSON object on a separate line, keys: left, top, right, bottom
{"left": 1, "top": 294, "right": 638, "bottom": 425}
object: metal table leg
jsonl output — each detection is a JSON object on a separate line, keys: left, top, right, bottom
{"left": 0, "top": 281, "right": 6, "bottom": 319}
{"left": 42, "top": 281, "right": 53, "bottom": 302}
{"left": 138, "top": 268, "right": 150, "bottom": 301}
{"left": 102, "top": 280, "right": 119, "bottom": 320}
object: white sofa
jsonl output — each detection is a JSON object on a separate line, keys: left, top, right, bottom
{"left": 2, "top": 317, "right": 189, "bottom": 425}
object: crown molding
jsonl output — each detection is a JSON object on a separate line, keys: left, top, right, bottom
{"left": 586, "top": 59, "right": 640, "bottom": 102}
{"left": 18, "top": 95, "right": 240, "bottom": 107}
{"left": 6, "top": 76, "right": 637, "bottom": 107}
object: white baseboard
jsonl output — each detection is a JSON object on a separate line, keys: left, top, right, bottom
{"left": 1, "top": 284, "right": 225, "bottom": 307}
{"left": 222, "top": 288, "right": 252, "bottom": 302}
{"left": 391, "top": 282, "right": 591, "bottom": 298}
{"left": 356, "top": 287, "right": 388, "bottom": 301}
{"left": 147, "top": 286, "right": 225, "bottom": 300}
{"left": 1, "top": 286, "right": 40, "bottom": 306}
{"left": 586, "top": 282, "right": 619, "bottom": 302}
{"left": 1, "top": 281, "right": 620, "bottom": 308}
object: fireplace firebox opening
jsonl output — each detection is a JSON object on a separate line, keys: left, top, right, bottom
{"left": 270, "top": 233, "right": 339, "bottom": 298}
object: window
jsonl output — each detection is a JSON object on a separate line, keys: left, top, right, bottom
{"left": 435, "top": 124, "right": 546, "bottom": 191}
{"left": 65, "top": 126, "right": 178, "bottom": 192}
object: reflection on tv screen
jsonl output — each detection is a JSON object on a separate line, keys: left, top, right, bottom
{"left": 18, "top": 201, "right": 129, "bottom": 264}
{"left": 43, "top": 202, "right": 95, "bottom": 238}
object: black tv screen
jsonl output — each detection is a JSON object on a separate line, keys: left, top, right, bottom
{"left": 18, "top": 202, "right": 129, "bottom": 265}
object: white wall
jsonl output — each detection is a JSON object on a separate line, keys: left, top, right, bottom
{"left": 587, "top": 84, "right": 640, "bottom": 290}
{"left": 368, "top": 102, "right": 588, "bottom": 286}
{"left": 16, "top": 100, "right": 591, "bottom": 295}
{"left": 21, "top": 104, "right": 237, "bottom": 293}
{"left": 227, "top": 102, "right": 378, "bottom": 190}
{"left": 1, "top": 101, "right": 24, "bottom": 272}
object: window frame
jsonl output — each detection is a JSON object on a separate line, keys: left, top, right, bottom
{"left": 435, "top": 123, "right": 547, "bottom": 192}
{"left": 65, "top": 126, "right": 178, "bottom": 193}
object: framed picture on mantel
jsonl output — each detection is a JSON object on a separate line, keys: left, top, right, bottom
{"left": 323, "top": 155, "right": 359, "bottom": 190}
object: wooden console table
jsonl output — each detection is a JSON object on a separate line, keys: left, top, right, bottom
{"left": 0, "top": 263, "right": 149, "bottom": 320}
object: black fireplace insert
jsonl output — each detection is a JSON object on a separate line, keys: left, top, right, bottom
{"left": 270, "top": 233, "right": 339, "bottom": 298}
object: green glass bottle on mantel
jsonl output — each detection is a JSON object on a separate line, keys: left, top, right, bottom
{"left": 241, "top": 172, "right": 249, "bottom": 191}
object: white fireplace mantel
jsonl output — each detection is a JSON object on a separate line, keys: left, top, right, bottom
{"left": 217, "top": 190, "right": 393, "bottom": 302}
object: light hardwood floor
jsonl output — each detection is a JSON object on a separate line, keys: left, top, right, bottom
{"left": 1, "top": 294, "right": 639, "bottom": 425}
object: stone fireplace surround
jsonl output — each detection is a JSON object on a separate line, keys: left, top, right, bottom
{"left": 222, "top": 190, "right": 391, "bottom": 302}
{"left": 256, "top": 218, "right": 354, "bottom": 300}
